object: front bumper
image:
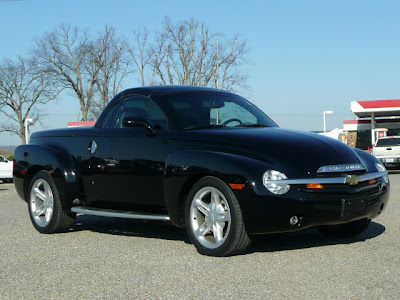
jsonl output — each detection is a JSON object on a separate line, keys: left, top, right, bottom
{"left": 377, "top": 157, "right": 400, "bottom": 167}
{"left": 236, "top": 173, "right": 390, "bottom": 235}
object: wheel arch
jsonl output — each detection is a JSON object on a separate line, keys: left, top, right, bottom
{"left": 14, "top": 144, "right": 80, "bottom": 208}
{"left": 164, "top": 149, "right": 268, "bottom": 227}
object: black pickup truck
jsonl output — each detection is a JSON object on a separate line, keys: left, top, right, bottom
{"left": 13, "top": 86, "right": 390, "bottom": 256}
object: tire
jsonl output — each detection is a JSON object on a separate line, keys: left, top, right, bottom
{"left": 185, "top": 176, "right": 251, "bottom": 256}
{"left": 28, "top": 171, "right": 76, "bottom": 234}
{"left": 317, "top": 218, "right": 371, "bottom": 238}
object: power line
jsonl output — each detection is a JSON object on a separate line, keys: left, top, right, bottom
{"left": 269, "top": 114, "right": 355, "bottom": 117}
{"left": 45, "top": 114, "right": 76, "bottom": 116}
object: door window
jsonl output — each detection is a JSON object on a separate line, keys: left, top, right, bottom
{"left": 102, "top": 95, "right": 168, "bottom": 129}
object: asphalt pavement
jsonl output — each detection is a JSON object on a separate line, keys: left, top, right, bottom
{"left": 0, "top": 173, "right": 399, "bottom": 299}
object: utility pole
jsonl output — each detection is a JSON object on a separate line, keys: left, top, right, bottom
{"left": 24, "top": 118, "right": 34, "bottom": 144}
{"left": 216, "top": 40, "right": 220, "bottom": 125}
{"left": 323, "top": 110, "right": 333, "bottom": 133}
{"left": 216, "top": 40, "right": 219, "bottom": 89}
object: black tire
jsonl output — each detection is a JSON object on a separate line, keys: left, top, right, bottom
{"left": 2, "top": 179, "right": 12, "bottom": 183}
{"left": 28, "top": 171, "right": 76, "bottom": 234}
{"left": 185, "top": 176, "right": 251, "bottom": 256}
{"left": 317, "top": 218, "right": 371, "bottom": 238}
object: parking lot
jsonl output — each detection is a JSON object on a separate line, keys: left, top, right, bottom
{"left": 0, "top": 173, "right": 399, "bottom": 299}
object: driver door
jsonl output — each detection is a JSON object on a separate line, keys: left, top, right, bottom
{"left": 87, "top": 95, "right": 170, "bottom": 210}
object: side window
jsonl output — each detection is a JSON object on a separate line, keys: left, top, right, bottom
{"left": 103, "top": 95, "right": 168, "bottom": 129}
{"left": 0, "top": 156, "right": 5, "bottom": 163}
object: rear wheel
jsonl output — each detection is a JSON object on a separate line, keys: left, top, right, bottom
{"left": 185, "top": 176, "right": 251, "bottom": 256}
{"left": 317, "top": 218, "right": 371, "bottom": 238}
{"left": 28, "top": 171, "right": 76, "bottom": 233}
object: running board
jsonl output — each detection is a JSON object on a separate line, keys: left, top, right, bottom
{"left": 71, "top": 206, "right": 171, "bottom": 222}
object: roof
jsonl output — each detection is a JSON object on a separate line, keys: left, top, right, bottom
{"left": 351, "top": 99, "right": 400, "bottom": 118}
{"left": 121, "top": 85, "right": 229, "bottom": 98}
{"left": 95, "top": 85, "right": 234, "bottom": 129}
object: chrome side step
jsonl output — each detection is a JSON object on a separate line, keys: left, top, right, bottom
{"left": 71, "top": 206, "right": 171, "bottom": 222}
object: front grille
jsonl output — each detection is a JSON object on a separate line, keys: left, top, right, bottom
{"left": 300, "top": 177, "right": 387, "bottom": 198}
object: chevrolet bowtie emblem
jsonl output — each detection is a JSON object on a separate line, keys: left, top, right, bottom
{"left": 345, "top": 175, "right": 361, "bottom": 185}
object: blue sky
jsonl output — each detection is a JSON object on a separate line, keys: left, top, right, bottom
{"left": 1, "top": 0, "right": 400, "bottom": 145}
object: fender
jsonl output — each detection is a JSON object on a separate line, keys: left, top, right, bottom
{"left": 163, "top": 149, "right": 272, "bottom": 227}
{"left": 13, "top": 144, "right": 80, "bottom": 208}
{"left": 352, "top": 147, "right": 382, "bottom": 171}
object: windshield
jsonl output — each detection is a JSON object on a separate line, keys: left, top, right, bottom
{"left": 376, "top": 137, "right": 400, "bottom": 147}
{"left": 155, "top": 91, "right": 278, "bottom": 130}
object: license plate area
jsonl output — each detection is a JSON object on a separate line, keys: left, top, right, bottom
{"left": 385, "top": 158, "right": 394, "bottom": 163}
{"left": 341, "top": 199, "right": 367, "bottom": 218}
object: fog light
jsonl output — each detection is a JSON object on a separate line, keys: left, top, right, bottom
{"left": 290, "top": 216, "right": 299, "bottom": 225}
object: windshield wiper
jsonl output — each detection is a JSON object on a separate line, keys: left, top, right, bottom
{"left": 236, "top": 124, "right": 268, "bottom": 128}
{"left": 184, "top": 124, "right": 224, "bottom": 130}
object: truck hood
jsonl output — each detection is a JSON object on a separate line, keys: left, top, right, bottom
{"left": 172, "top": 127, "right": 362, "bottom": 176}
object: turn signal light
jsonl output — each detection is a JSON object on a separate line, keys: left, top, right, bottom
{"left": 306, "top": 183, "right": 323, "bottom": 189}
{"left": 369, "top": 178, "right": 377, "bottom": 184}
{"left": 229, "top": 183, "right": 245, "bottom": 190}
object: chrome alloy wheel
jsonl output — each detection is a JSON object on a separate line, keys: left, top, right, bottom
{"left": 30, "top": 179, "right": 54, "bottom": 227}
{"left": 189, "top": 186, "right": 232, "bottom": 249}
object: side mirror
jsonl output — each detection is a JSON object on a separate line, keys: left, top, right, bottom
{"left": 122, "top": 117, "right": 155, "bottom": 136}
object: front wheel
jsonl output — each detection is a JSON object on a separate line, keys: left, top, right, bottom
{"left": 317, "top": 218, "right": 371, "bottom": 238}
{"left": 185, "top": 176, "right": 251, "bottom": 256}
{"left": 28, "top": 171, "right": 76, "bottom": 234}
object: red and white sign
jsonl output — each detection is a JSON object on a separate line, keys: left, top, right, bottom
{"left": 351, "top": 99, "right": 400, "bottom": 118}
{"left": 67, "top": 121, "right": 96, "bottom": 128}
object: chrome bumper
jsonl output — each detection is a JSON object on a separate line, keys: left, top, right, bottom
{"left": 264, "top": 171, "right": 388, "bottom": 185}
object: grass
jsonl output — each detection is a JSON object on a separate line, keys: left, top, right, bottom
{"left": 0, "top": 151, "right": 14, "bottom": 161}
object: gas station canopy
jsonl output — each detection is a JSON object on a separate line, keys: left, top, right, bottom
{"left": 350, "top": 99, "right": 400, "bottom": 145}
{"left": 351, "top": 99, "right": 400, "bottom": 118}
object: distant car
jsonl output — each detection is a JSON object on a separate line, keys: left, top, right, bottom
{"left": 0, "top": 155, "right": 13, "bottom": 183}
{"left": 372, "top": 136, "right": 400, "bottom": 168}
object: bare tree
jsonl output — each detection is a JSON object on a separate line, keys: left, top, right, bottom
{"left": 150, "top": 17, "right": 249, "bottom": 92}
{"left": 33, "top": 24, "right": 101, "bottom": 121}
{"left": 125, "top": 27, "right": 166, "bottom": 86}
{"left": 125, "top": 28, "right": 150, "bottom": 86}
{"left": 0, "top": 56, "right": 58, "bottom": 144}
{"left": 89, "top": 26, "right": 131, "bottom": 118}
{"left": 217, "top": 34, "right": 249, "bottom": 91}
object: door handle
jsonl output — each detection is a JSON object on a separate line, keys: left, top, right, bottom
{"left": 88, "top": 140, "right": 97, "bottom": 154}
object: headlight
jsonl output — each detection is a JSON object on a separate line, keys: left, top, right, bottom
{"left": 375, "top": 163, "right": 386, "bottom": 172}
{"left": 263, "top": 170, "right": 290, "bottom": 195}
{"left": 375, "top": 163, "right": 389, "bottom": 184}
